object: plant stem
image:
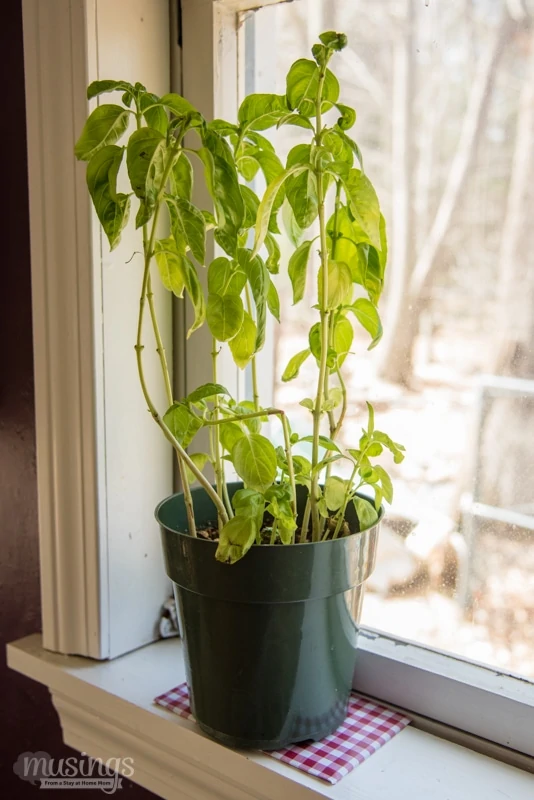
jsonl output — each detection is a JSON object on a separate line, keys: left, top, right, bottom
{"left": 222, "top": 479, "right": 234, "bottom": 519}
{"left": 270, "top": 519, "right": 278, "bottom": 545}
{"left": 280, "top": 412, "right": 297, "bottom": 525}
{"left": 299, "top": 500, "right": 311, "bottom": 544}
{"left": 310, "top": 60, "right": 330, "bottom": 543}
{"left": 211, "top": 338, "right": 225, "bottom": 529}
{"left": 135, "top": 148, "right": 228, "bottom": 530}
{"left": 244, "top": 283, "right": 260, "bottom": 411}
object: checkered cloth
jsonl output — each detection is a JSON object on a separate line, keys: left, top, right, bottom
{"left": 154, "top": 683, "right": 410, "bottom": 784}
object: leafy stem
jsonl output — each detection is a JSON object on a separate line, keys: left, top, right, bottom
{"left": 244, "top": 283, "right": 260, "bottom": 411}
{"left": 211, "top": 338, "right": 224, "bottom": 527}
{"left": 310, "top": 56, "right": 331, "bottom": 543}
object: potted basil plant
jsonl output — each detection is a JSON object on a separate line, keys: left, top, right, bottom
{"left": 75, "top": 31, "right": 404, "bottom": 750}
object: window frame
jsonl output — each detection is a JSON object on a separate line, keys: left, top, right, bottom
{"left": 22, "top": 0, "right": 534, "bottom": 757}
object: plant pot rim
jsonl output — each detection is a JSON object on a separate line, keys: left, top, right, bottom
{"left": 155, "top": 483, "right": 385, "bottom": 548}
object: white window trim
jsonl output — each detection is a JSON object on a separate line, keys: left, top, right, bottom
{"left": 19, "top": 0, "right": 534, "bottom": 760}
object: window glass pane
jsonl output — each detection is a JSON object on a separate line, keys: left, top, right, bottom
{"left": 243, "top": 0, "right": 534, "bottom": 679}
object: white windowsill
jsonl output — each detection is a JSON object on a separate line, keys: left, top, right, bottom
{"left": 7, "top": 634, "right": 534, "bottom": 800}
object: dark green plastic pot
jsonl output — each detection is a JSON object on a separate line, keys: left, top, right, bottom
{"left": 156, "top": 482, "right": 381, "bottom": 750}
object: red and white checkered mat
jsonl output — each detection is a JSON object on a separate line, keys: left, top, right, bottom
{"left": 154, "top": 683, "right": 410, "bottom": 784}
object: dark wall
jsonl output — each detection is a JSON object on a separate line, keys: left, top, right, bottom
{"left": 0, "top": 4, "right": 154, "bottom": 795}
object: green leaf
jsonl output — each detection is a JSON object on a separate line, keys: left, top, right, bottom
{"left": 232, "top": 433, "right": 277, "bottom": 493}
{"left": 139, "top": 93, "right": 168, "bottom": 135}
{"left": 163, "top": 403, "right": 202, "bottom": 447}
{"left": 282, "top": 349, "right": 311, "bottom": 382}
{"left": 186, "top": 383, "right": 230, "bottom": 404}
{"left": 207, "top": 257, "right": 247, "bottom": 296}
{"left": 336, "top": 103, "right": 356, "bottom": 130}
{"left": 286, "top": 59, "right": 339, "bottom": 113}
{"left": 241, "top": 185, "right": 260, "bottom": 229}
{"left": 86, "top": 146, "right": 130, "bottom": 250}
{"left": 319, "top": 31, "right": 348, "bottom": 50}
{"left": 266, "top": 278, "right": 280, "bottom": 322}
{"left": 170, "top": 153, "right": 193, "bottom": 201}
{"left": 216, "top": 516, "right": 257, "bottom": 564}
{"left": 293, "top": 455, "right": 312, "bottom": 476}
{"left": 86, "top": 80, "right": 134, "bottom": 100}
{"left": 185, "top": 452, "right": 210, "bottom": 484}
{"left": 374, "top": 465, "right": 393, "bottom": 504}
{"left": 312, "top": 454, "right": 344, "bottom": 475}
{"left": 282, "top": 201, "right": 304, "bottom": 247}
{"left": 154, "top": 239, "right": 186, "bottom": 296}
{"left": 325, "top": 476, "right": 348, "bottom": 511}
{"left": 159, "top": 93, "right": 197, "bottom": 118}
{"left": 219, "top": 421, "right": 245, "bottom": 453}
{"left": 126, "top": 127, "right": 166, "bottom": 224}
{"left": 232, "top": 488, "right": 265, "bottom": 519}
{"left": 367, "top": 401, "right": 375, "bottom": 434}
{"left": 237, "top": 154, "right": 260, "bottom": 182}
{"left": 252, "top": 164, "right": 306, "bottom": 256}
{"left": 229, "top": 310, "right": 256, "bottom": 369}
{"left": 75, "top": 104, "right": 130, "bottom": 161}
{"left": 299, "top": 397, "right": 314, "bottom": 410}
{"left": 208, "top": 119, "right": 239, "bottom": 136}
{"left": 349, "top": 299, "right": 383, "bottom": 349}
{"left": 264, "top": 233, "right": 281, "bottom": 274}
{"left": 276, "top": 112, "right": 315, "bottom": 130}
{"left": 318, "top": 260, "right": 352, "bottom": 310}
{"left": 238, "top": 249, "right": 268, "bottom": 351}
{"left": 182, "top": 258, "right": 206, "bottom": 337}
{"left": 373, "top": 432, "right": 406, "bottom": 464}
{"left": 207, "top": 293, "right": 244, "bottom": 342}
{"left": 299, "top": 435, "right": 341, "bottom": 453}
{"left": 197, "top": 146, "right": 244, "bottom": 255}
{"left": 342, "top": 169, "right": 381, "bottom": 250}
{"left": 334, "top": 315, "right": 353, "bottom": 368}
{"left": 254, "top": 148, "right": 286, "bottom": 226}
{"left": 286, "top": 145, "right": 317, "bottom": 229}
{"left": 238, "top": 93, "right": 288, "bottom": 131}
{"left": 288, "top": 240, "right": 314, "bottom": 304}
{"left": 166, "top": 197, "right": 206, "bottom": 264}
{"left": 354, "top": 496, "right": 379, "bottom": 531}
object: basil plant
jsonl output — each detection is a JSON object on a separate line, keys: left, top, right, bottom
{"left": 75, "top": 32, "right": 404, "bottom": 564}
